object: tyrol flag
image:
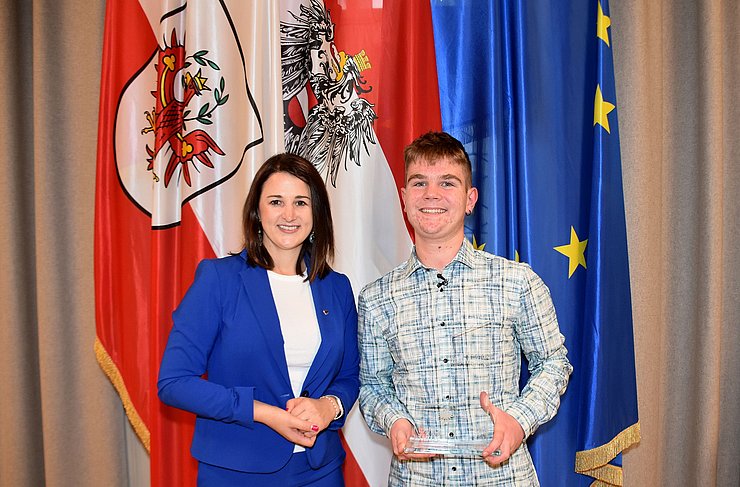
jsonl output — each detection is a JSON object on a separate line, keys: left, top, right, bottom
{"left": 95, "top": 0, "right": 638, "bottom": 486}
{"left": 95, "top": 1, "right": 285, "bottom": 485}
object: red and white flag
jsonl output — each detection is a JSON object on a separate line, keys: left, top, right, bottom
{"left": 95, "top": 0, "right": 439, "bottom": 485}
{"left": 278, "top": 1, "right": 445, "bottom": 484}
{"left": 96, "top": 1, "right": 283, "bottom": 485}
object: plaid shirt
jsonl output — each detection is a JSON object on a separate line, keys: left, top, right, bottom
{"left": 358, "top": 240, "right": 572, "bottom": 486}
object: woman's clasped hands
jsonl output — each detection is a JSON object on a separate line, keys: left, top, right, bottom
{"left": 286, "top": 396, "right": 338, "bottom": 439}
{"left": 253, "top": 400, "right": 316, "bottom": 448}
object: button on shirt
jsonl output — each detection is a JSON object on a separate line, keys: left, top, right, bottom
{"left": 358, "top": 240, "right": 572, "bottom": 486}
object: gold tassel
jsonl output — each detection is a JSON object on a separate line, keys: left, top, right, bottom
{"left": 575, "top": 422, "right": 641, "bottom": 486}
{"left": 94, "top": 337, "right": 151, "bottom": 452}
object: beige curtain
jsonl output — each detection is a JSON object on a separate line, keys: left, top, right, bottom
{"left": 0, "top": 0, "right": 140, "bottom": 485}
{"left": 613, "top": 1, "right": 740, "bottom": 485}
{"left": 0, "top": 0, "right": 736, "bottom": 486}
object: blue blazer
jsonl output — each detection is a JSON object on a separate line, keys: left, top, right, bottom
{"left": 157, "top": 251, "right": 359, "bottom": 473}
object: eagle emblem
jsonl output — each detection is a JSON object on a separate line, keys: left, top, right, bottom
{"left": 281, "top": 0, "right": 378, "bottom": 187}
{"left": 141, "top": 31, "right": 228, "bottom": 188}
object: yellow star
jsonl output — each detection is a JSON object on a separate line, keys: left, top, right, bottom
{"left": 597, "top": 1, "right": 611, "bottom": 46}
{"left": 514, "top": 250, "right": 520, "bottom": 262}
{"left": 554, "top": 226, "right": 588, "bottom": 278}
{"left": 472, "top": 235, "right": 486, "bottom": 251}
{"left": 594, "top": 84, "right": 615, "bottom": 133}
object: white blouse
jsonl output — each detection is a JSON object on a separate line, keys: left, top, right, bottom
{"left": 267, "top": 270, "right": 321, "bottom": 451}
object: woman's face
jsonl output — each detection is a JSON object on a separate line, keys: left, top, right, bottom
{"left": 258, "top": 172, "right": 313, "bottom": 264}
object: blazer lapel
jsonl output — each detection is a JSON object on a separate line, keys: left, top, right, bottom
{"left": 240, "top": 263, "right": 291, "bottom": 390}
{"left": 303, "top": 275, "right": 338, "bottom": 389}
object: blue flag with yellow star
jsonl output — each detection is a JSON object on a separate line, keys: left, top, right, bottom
{"left": 431, "top": 1, "right": 640, "bottom": 485}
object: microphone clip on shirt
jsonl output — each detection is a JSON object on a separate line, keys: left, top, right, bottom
{"left": 436, "top": 273, "right": 448, "bottom": 292}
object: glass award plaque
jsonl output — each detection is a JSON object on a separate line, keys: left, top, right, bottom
{"left": 403, "top": 436, "right": 489, "bottom": 456}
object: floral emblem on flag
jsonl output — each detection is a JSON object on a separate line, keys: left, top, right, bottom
{"left": 281, "top": 0, "right": 377, "bottom": 187}
{"left": 141, "top": 31, "right": 228, "bottom": 188}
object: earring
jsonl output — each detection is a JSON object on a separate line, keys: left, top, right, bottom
{"left": 308, "top": 231, "right": 315, "bottom": 244}
{"left": 257, "top": 226, "right": 263, "bottom": 244}
{"left": 465, "top": 210, "right": 472, "bottom": 216}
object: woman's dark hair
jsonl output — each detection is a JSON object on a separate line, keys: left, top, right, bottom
{"left": 242, "top": 153, "right": 334, "bottom": 281}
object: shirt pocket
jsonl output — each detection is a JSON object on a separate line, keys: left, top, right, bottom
{"left": 456, "top": 318, "right": 518, "bottom": 389}
{"left": 384, "top": 317, "right": 435, "bottom": 375}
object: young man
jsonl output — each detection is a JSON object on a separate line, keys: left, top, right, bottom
{"left": 358, "top": 132, "right": 572, "bottom": 485}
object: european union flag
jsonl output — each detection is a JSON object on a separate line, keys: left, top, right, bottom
{"left": 431, "top": 1, "right": 640, "bottom": 485}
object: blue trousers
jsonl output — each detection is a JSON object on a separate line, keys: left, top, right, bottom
{"left": 197, "top": 452, "right": 344, "bottom": 487}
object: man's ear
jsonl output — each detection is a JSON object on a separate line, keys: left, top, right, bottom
{"left": 467, "top": 186, "right": 479, "bottom": 213}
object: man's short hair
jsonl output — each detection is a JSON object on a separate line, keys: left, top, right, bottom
{"left": 403, "top": 131, "right": 472, "bottom": 187}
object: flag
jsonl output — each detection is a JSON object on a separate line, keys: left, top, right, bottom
{"left": 95, "top": 0, "right": 284, "bottom": 485}
{"left": 278, "top": 0, "right": 439, "bottom": 484}
{"left": 430, "top": 0, "right": 640, "bottom": 485}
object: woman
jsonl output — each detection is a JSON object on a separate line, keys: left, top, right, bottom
{"left": 158, "top": 153, "right": 359, "bottom": 486}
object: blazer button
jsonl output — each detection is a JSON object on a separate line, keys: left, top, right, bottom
{"left": 301, "top": 390, "right": 309, "bottom": 397}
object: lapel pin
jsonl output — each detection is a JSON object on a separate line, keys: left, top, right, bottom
{"left": 322, "top": 309, "right": 329, "bottom": 315}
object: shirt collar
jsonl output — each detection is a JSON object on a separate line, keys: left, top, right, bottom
{"left": 400, "top": 238, "right": 477, "bottom": 279}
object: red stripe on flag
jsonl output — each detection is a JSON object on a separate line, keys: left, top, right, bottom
{"left": 95, "top": 0, "right": 158, "bottom": 433}
{"left": 150, "top": 203, "right": 215, "bottom": 487}
{"left": 340, "top": 430, "right": 371, "bottom": 487}
{"left": 375, "top": 0, "right": 443, "bottom": 235}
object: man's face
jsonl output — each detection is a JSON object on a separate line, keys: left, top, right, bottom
{"left": 401, "top": 158, "right": 478, "bottom": 245}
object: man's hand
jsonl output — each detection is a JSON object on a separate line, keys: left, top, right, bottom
{"left": 479, "top": 391, "right": 525, "bottom": 466}
{"left": 390, "top": 418, "right": 436, "bottom": 461}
